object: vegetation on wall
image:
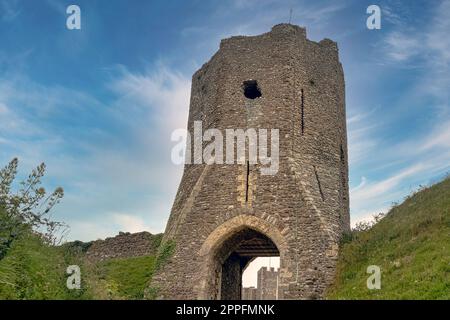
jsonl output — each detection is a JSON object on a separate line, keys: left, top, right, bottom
{"left": 144, "top": 239, "right": 176, "bottom": 299}
{"left": 154, "top": 239, "right": 175, "bottom": 272}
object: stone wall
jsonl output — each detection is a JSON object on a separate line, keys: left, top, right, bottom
{"left": 242, "top": 287, "right": 258, "bottom": 300}
{"left": 242, "top": 266, "right": 279, "bottom": 300}
{"left": 84, "top": 231, "right": 162, "bottom": 262}
{"left": 257, "top": 267, "right": 279, "bottom": 299}
{"left": 151, "top": 23, "right": 350, "bottom": 300}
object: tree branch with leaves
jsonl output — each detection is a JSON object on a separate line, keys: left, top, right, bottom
{"left": 0, "top": 158, "right": 66, "bottom": 260}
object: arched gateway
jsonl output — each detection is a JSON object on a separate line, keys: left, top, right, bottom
{"left": 196, "top": 215, "right": 285, "bottom": 299}
{"left": 151, "top": 24, "right": 350, "bottom": 300}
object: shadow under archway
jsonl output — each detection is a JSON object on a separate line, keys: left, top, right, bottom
{"left": 215, "top": 228, "right": 280, "bottom": 300}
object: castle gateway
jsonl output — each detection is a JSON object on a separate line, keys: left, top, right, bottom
{"left": 151, "top": 24, "right": 350, "bottom": 300}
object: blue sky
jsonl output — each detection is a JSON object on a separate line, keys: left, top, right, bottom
{"left": 1, "top": 0, "right": 449, "bottom": 241}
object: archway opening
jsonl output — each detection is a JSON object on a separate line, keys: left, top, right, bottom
{"left": 215, "top": 228, "right": 279, "bottom": 300}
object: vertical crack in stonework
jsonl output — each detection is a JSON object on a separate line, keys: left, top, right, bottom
{"left": 313, "top": 166, "right": 325, "bottom": 201}
{"left": 245, "top": 161, "right": 250, "bottom": 203}
{"left": 301, "top": 88, "right": 305, "bottom": 135}
{"left": 340, "top": 145, "right": 346, "bottom": 190}
{"left": 340, "top": 145, "right": 347, "bottom": 218}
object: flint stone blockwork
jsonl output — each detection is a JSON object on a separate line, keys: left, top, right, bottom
{"left": 151, "top": 24, "right": 350, "bottom": 299}
{"left": 242, "top": 287, "right": 258, "bottom": 300}
{"left": 85, "top": 232, "right": 161, "bottom": 262}
{"left": 242, "top": 267, "right": 279, "bottom": 300}
{"left": 258, "top": 267, "right": 279, "bottom": 300}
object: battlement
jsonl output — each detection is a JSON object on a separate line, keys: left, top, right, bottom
{"left": 219, "top": 23, "right": 337, "bottom": 52}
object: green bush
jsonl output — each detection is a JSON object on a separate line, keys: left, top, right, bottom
{"left": 0, "top": 231, "right": 89, "bottom": 300}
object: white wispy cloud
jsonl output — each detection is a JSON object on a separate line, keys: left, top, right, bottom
{"left": 0, "top": 62, "right": 191, "bottom": 241}
{"left": 0, "top": 0, "right": 21, "bottom": 22}
{"left": 352, "top": 164, "right": 425, "bottom": 204}
{"left": 63, "top": 65, "right": 191, "bottom": 240}
{"left": 350, "top": 206, "right": 390, "bottom": 227}
{"left": 382, "top": 1, "right": 450, "bottom": 74}
{"left": 350, "top": 134, "right": 450, "bottom": 226}
{"left": 349, "top": 1, "right": 450, "bottom": 225}
{"left": 112, "top": 213, "right": 151, "bottom": 233}
{"left": 350, "top": 176, "right": 367, "bottom": 193}
{"left": 382, "top": 4, "right": 403, "bottom": 26}
{"left": 109, "top": 63, "right": 190, "bottom": 132}
{"left": 181, "top": 0, "right": 349, "bottom": 63}
{"left": 420, "top": 120, "right": 450, "bottom": 151}
{"left": 383, "top": 30, "right": 421, "bottom": 62}
{"left": 231, "top": 0, "right": 279, "bottom": 10}
{"left": 1, "top": 0, "right": 448, "bottom": 242}
{"left": 349, "top": 111, "right": 450, "bottom": 218}
{"left": 0, "top": 102, "right": 8, "bottom": 114}
{"left": 346, "top": 110, "right": 382, "bottom": 166}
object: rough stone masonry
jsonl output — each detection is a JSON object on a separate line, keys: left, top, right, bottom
{"left": 151, "top": 23, "right": 350, "bottom": 299}
{"left": 84, "top": 232, "right": 162, "bottom": 262}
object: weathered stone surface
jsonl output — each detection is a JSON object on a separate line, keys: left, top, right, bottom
{"left": 242, "top": 286, "right": 258, "bottom": 300}
{"left": 257, "top": 267, "right": 279, "bottom": 300}
{"left": 85, "top": 231, "right": 162, "bottom": 262}
{"left": 151, "top": 24, "right": 350, "bottom": 300}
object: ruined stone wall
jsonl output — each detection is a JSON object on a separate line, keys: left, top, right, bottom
{"left": 242, "top": 287, "right": 258, "bottom": 300}
{"left": 257, "top": 267, "right": 279, "bottom": 300}
{"left": 85, "top": 232, "right": 162, "bottom": 262}
{"left": 242, "top": 267, "right": 279, "bottom": 300}
{"left": 151, "top": 24, "right": 349, "bottom": 300}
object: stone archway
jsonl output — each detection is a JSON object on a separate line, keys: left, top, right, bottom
{"left": 196, "top": 215, "right": 287, "bottom": 300}
{"left": 219, "top": 228, "right": 279, "bottom": 299}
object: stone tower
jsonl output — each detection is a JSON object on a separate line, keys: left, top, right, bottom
{"left": 151, "top": 24, "right": 349, "bottom": 300}
{"left": 257, "top": 267, "right": 279, "bottom": 300}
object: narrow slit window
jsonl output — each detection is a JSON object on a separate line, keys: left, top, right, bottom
{"left": 245, "top": 161, "right": 250, "bottom": 202}
{"left": 314, "top": 166, "right": 325, "bottom": 201}
{"left": 340, "top": 145, "right": 347, "bottom": 199}
{"left": 301, "top": 89, "right": 305, "bottom": 135}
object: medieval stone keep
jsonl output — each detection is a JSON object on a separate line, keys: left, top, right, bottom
{"left": 151, "top": 23, "right": 350, "bottom": 299}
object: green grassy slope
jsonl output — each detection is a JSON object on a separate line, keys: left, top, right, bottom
{"left": 0, "top": 232, "right": 88, "bottom": 299}
{"left": 84, "top": 255, "right": 156, "bottom": 299}
{"left": 0, "top": 220, "right": 159, "bottom": 300}
{"left": 328, "top": 177, "right": 450, "bottom": 299}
